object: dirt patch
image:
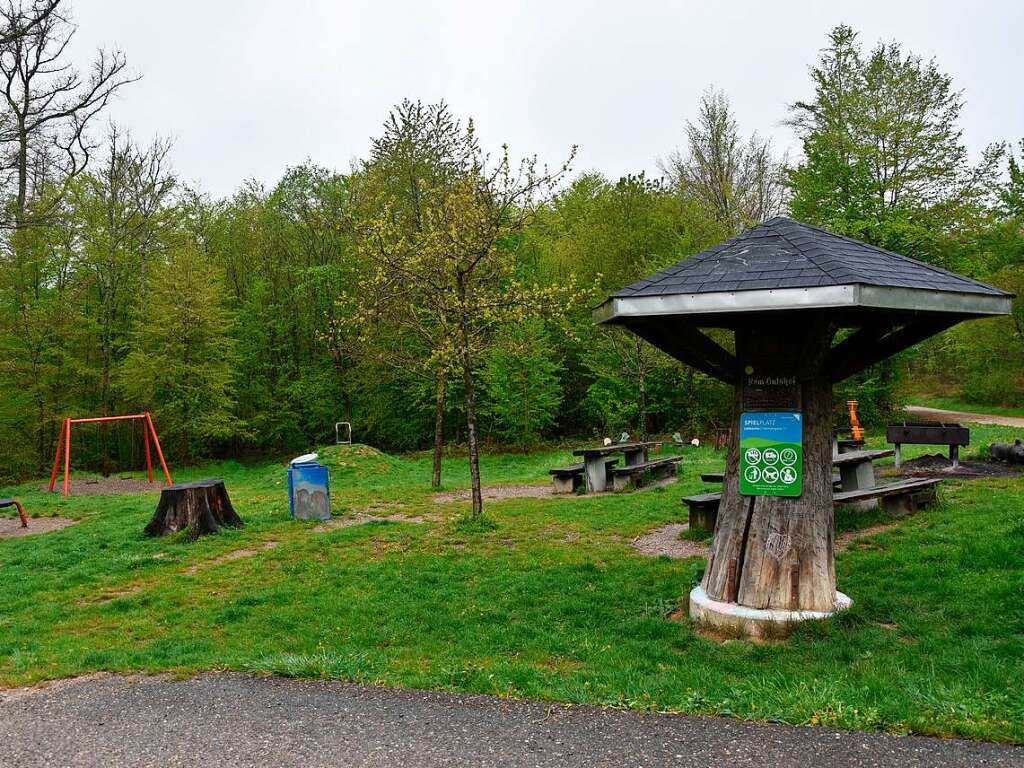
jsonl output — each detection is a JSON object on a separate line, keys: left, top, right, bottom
{"left": 632, "top": 519, "right": 906, "bottom": 560}
{"left": 38, "top": 477, "right": 165, "bottom": 496}
{"left": 313, "top": 513, "right": 426, "bottom": 532}
{"left": 0, "top": 516, "right": 78, "bottom": 540}
{"left": 433, "top": 484, "right": 556, "bottom": 503}
{"left": 632, "top": 523, "right": 709, "bottom": 560}
{"left": 77, "top": 583, "right": 145, "bottom": 605}
{"left": 183, "top": 540, "right": 279, "bottom": 576}
{"left": 892, "top": 453, "right": 1020, "bottom": 480}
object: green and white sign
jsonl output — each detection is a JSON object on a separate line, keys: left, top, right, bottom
{"left": 739, "top": 411, "right": 802, "bottom": 497}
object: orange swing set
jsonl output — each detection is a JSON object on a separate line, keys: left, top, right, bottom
{"left": 48, "top": 412, "right": 173, "bottom": 497}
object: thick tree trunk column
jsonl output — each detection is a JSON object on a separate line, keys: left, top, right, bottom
{"left": 145, "top": 479, "right": 243, "bottom": 540}
{"left": 700, "top": 319, "right": 839, "bottom": 614}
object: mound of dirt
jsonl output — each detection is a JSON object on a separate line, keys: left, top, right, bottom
{"left": 0, "top": 516, "right": 78, "bottom": 539}
{"left": 38, "top": 478, "right": 165, "bottom": 496}
{"left": 896, "top": 453, "right": 1019, "bottom": 480}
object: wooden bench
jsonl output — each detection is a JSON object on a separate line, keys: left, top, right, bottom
{"left": 0, "top": 498, "right": 28, "bottom": 528}
{"left": 548, "top": 459, "right": 617, "bottom": 494}
{"left": 833, "top": 477, "right": 941, "bottom": 514}
{"left": 683, "top": 477, "right": 942, "bottom": 532}
{"left": 610, "top": 455, "right": 681, "bottom": 491}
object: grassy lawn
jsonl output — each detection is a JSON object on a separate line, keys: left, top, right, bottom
{"left": 1, "top": 429, "right": 1022, "bottom": 743}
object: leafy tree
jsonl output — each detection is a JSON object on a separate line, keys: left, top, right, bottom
{"left": 999, "top": 140, "right": 1024, "bottom": 220}
{"left": 358, "top": 99, "right": 575, "bottom": 517}
{"left": 787, "top": 25, "right": 1003, "bottom": 251}
{"left": 661, "top": 89, "right": 786, "bottom": 232}
{"left": 354, "top": 101, "right": 474, "bottom": 488}
{"left": 118, "top": 243, "right": 238, "bottom": 459}
{"left": 482, "top": 318, "right": 563, "bottom": 449}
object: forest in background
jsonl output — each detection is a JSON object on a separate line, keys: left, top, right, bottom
{"left": 0, "top": 2, "right": 1022, "bottom": 497}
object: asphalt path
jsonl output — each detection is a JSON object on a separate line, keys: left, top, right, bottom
{"left": 0, "top": 673, "right": 1020, "bottom": 767}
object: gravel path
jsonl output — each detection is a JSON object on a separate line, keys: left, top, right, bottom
{"left": 904, "top": 404, "right": 1024, "bottom": 428}
{"left": 0, "top": 516, "right": 77, "bottom": 539}
{"left": 0, "top": 673, "right": 1020, "bottom": 767}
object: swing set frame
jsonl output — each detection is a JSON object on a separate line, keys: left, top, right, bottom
{"left": 48, "top": 412, "right": 173, "bottom": 497}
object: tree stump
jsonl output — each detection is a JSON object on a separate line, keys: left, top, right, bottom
{"left": 144, "top": 479, "right": 242, "bottom": 540}
{"left": 701, "top": 319, "right": 838, "bottom": 612}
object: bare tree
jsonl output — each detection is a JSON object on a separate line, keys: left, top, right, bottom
{"left": 0, "top": 0, "right": 138, "bottom": 229}
{"left": 661, "top": 89, "right": 786, "bottom": 232}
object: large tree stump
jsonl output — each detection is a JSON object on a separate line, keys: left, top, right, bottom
{"left": 701, "top": 319, "right": 838, "bottom": 613}
{"left": 144, "top": 479, "right": 242, "bottom": 540}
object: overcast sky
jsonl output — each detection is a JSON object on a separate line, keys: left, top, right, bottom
{"left": 68, "top": 0, "right": 1023, "bottom": 198}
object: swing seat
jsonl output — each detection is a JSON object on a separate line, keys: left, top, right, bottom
{"left": 0, "top": 498, "right": 28, "bottom": 528}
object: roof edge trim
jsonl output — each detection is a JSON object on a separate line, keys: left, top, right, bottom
{"left": 593, "top": 285, "right": 1012, "bottom": 325}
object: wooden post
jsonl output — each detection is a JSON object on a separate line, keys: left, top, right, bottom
{"left": 701, "top": 319, "right": 838, "bottom": 612}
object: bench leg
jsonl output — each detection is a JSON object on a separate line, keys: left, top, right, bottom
{"left": 14, "top": 500, "right": 27, "bottom": 528}
{"left": 882, "top": 494, "right": 916, "bottom": 515}
{"left": 688, "top": 503, "right": 718, "bottom": 534}
{"left": 950, "top": 445, "right": 959, "bottom": 469}
{"left": 551, "top": 476, "right": 576, "bottom": 495}
{"left": 894, "top": 444, "right": 901, "bottom": 470}
{"left": 612, "top": 474, "right": 632, "bottom": 492}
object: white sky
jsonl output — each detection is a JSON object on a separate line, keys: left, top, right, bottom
{"left": 69, "top": 0, "right": 1024, "bottom": 198}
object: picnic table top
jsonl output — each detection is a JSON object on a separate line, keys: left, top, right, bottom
{"left": 832, "top": 448, "right": 894, "bottom": 466}
{"left": 572, "top": 442, "right": 658, "bottom": 457}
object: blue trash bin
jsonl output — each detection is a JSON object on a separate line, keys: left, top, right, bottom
{"left": 288, "top": 453, "right": 331, "bottom": 521}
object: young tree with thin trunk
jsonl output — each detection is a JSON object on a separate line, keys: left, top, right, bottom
{"left": 359, "top": 100, "right": 575, "bottom": 516}
{"left": 354, "top": 101, "right": 477, "bottom": 490}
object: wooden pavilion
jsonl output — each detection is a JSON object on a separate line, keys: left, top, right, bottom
{"left": 595, "top": 217, "right": 1012, "bottom": 635}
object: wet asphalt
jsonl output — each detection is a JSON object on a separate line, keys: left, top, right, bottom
{"left": 0, "top": 673, "right": 1020, "bottom": 767}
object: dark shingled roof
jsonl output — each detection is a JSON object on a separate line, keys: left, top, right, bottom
{"left": 613, "top": 217, "right": 1009, "bottom": 299}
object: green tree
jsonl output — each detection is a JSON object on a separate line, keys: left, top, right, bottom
{"left": 787, "top": 25, "right": 1003, "bottom": 252}
{"left": 118, "top": 243, "right": 238, "bottom": 459}
{"left": 482, "top": 318, "right": 563, "bottom": 449}
{"left": 358, "top": 100, "right": 575, "bottom": 517}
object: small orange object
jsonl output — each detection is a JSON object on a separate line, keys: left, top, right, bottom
{"left": 847, "top": 400, "right": 864, "bottom": 441}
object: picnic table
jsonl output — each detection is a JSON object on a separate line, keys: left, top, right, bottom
{"left": 832, "top": 448, "right": 893, "bottom": 496}
{"left": 572, "top": 442, "right": 658, "bottom": 492}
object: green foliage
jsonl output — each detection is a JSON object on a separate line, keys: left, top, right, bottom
{"left": 481, "top": 319, "right": 563, "bottom": 448}
{"left": 118, "top": 244, "right": 239, "bottom": 459}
